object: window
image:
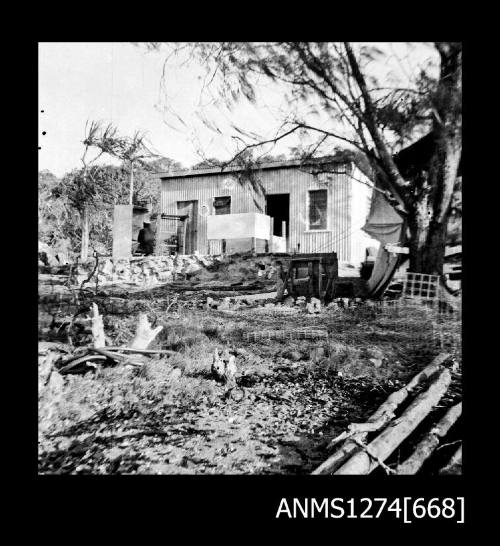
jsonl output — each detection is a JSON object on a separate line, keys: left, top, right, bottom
{"left": 308, "top": 189, "right": 327, "bottom": 230}
{"left": 213, "top": 196, "right": 231, "bottom": 215}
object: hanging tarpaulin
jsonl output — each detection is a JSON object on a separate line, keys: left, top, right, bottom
{"left": 362, "top": 186, "right": 406, "bottom": 297}
{"left": 366, "top": 246, "right": 401, "bottom": 297}
{"left": 362, "top": 189, "right": 404, "bottom": 246}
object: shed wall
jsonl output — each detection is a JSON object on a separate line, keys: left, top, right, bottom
{"left": 160, "top": 165, "right": 352, "bottom": 259}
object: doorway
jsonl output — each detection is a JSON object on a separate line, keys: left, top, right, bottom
{"left": 176, "top": 200, "right": 198, "bottom": 254}
{"left": 265, "top": 194, "right": 290, "bottom": 237}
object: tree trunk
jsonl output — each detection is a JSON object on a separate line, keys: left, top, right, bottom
{"left": 347, "top": 42, "right": 461, "bottom": 276}
{"left": 408, "top": 205, "right": 448, "bottom": 275}
{"left": 406, "top": 44, "right": 461, "bottom": 275}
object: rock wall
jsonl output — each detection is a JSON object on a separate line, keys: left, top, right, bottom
{"left": 73, "top": 253, "right": 278, "bottom": 287}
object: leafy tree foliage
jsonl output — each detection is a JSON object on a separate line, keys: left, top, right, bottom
{"left": 39, "top": 156, "right": 183, "bottom": 256}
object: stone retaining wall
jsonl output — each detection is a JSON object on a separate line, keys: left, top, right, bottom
{"left": 73, "top": 254, "right": 278, "bottom": 287}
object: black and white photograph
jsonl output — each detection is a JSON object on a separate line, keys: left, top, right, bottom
{"left": 38, "top": 42, "right": 462, "bottom": 484}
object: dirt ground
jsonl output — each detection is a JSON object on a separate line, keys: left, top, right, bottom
{"left": 38, "top": 279, "right": 461, "bottom": 475}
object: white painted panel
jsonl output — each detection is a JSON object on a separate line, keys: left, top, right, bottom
{"left": 272, "top": 236, "right": 287, "bottom": 252}
{"left": 350, "top": 166, "right": 381, "bottom": 265}
{"left": 207, "top": 212, "right": 271, "bottom": 240}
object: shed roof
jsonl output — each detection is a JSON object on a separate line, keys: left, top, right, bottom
{"left": 156, "top": 155, "right": 353, "bottom": 180}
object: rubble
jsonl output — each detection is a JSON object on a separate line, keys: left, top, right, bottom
{"left": 305, "top": 297, "right": 322, "bottom": 314}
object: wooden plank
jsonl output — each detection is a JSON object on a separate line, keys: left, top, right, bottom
{"left": 182, "top": 219, "right": 187, "bottom": 255}
{"left": 316, "top": 261, "right": 323, "bottom": 302}
{"left": 385, "top": 244, "right": 409, "bottom": 254}
{"left": 276, "top": 265, "right": 290, "bottom": 301}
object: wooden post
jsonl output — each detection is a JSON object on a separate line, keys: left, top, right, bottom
{"left": 290, "top": 265, "right": 296, "bottom": 298}
{"left": 282, "top": 221, "right": 287, "bottom": 252}
{"left": 252, "top": 237, "right": 256, "bottom": 253}
{"left": 154, "top": 216, "right": 162, "bottom": 256}
{"left": 129, "top": 160, "right": 134, "bottom": 206}
{"left": 308, "top": 261, "right": 314, "bottom": 299}
{"left": 80, "top": 206, "right": 89, "bottom": 262}
{"left": 317, "top": 261, "right": 323, "bottom": 302}
{"left": 269, "top": 217, "right": 274, "bottom": 253}
{"left": 276, "top": 263, "right": 289, "bottom": 301}
{"left": 182, "top": 218, "right": 187, "bottom": 255}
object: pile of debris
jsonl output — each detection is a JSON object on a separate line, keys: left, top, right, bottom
{"left": 39, "top": 304, "right": 177, "bottom": 377}
{"left": 205, "top": 293, "right": 374, "bottom": 315}
{"left": 312, "top": 353, "right": 462, "bottom": 475}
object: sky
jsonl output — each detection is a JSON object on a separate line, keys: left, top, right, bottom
{"left": 38, "top": 42, "right": 436, "bottom": 178}
{"left": 38, "top": 42, "right": 293, "bottom": 177}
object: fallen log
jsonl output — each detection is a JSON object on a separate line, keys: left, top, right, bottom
{"left": 312, "top": 353, "right": 451, "bottom": 475}
{"left": 439, "top": 444, "right": 462, "bottom": 475}
{"left": 334, "top": 366, "right": 453, "bottom": 475}
{"left": 58, "top": 354, "right": 108, "bottom": 375}
{"left": 395, "top": 402, "right": 462, "bottom": 475}
{"left": 88, "top": 347, "right": 141, "bottom": 365}
{"left": 104, "top": 346, "right": 177, "bottom": 356}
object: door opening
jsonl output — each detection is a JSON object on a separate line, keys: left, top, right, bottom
{"left": 176, "top": 200, "right": 198, "bottom": 254}
{"left": 265, "top": 194, "right": 290, "bottom": 237}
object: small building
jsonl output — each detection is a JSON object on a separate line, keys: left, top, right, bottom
{"left": 157, "top": 156, "right": 380, "bottom": 265}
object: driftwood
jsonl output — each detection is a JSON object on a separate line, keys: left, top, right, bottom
{"left": 395, "top": 402, "right": 462, "bottom": 475}
{"left": 90, "top": 303, "right": 105, "bottom": 348}
{"left": 334, "top": 366, "right": 453, "bottom": 475}
{"left": 104, "top": 346, "right": 177, "bottom": 356}
{"left": 58, "top": 354, "right": 108, "bottom": 375}
{"left": 439, "top": 444, "right": 462, "bottom": 475}
{"left": 312, "top": 353, "right": 451, "bottom": 475}
{"left": 129, "top": 313, "right": 163, "bottom": 350}
{"left": 51, "top": 309, "right": 168, "bottom": 376}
